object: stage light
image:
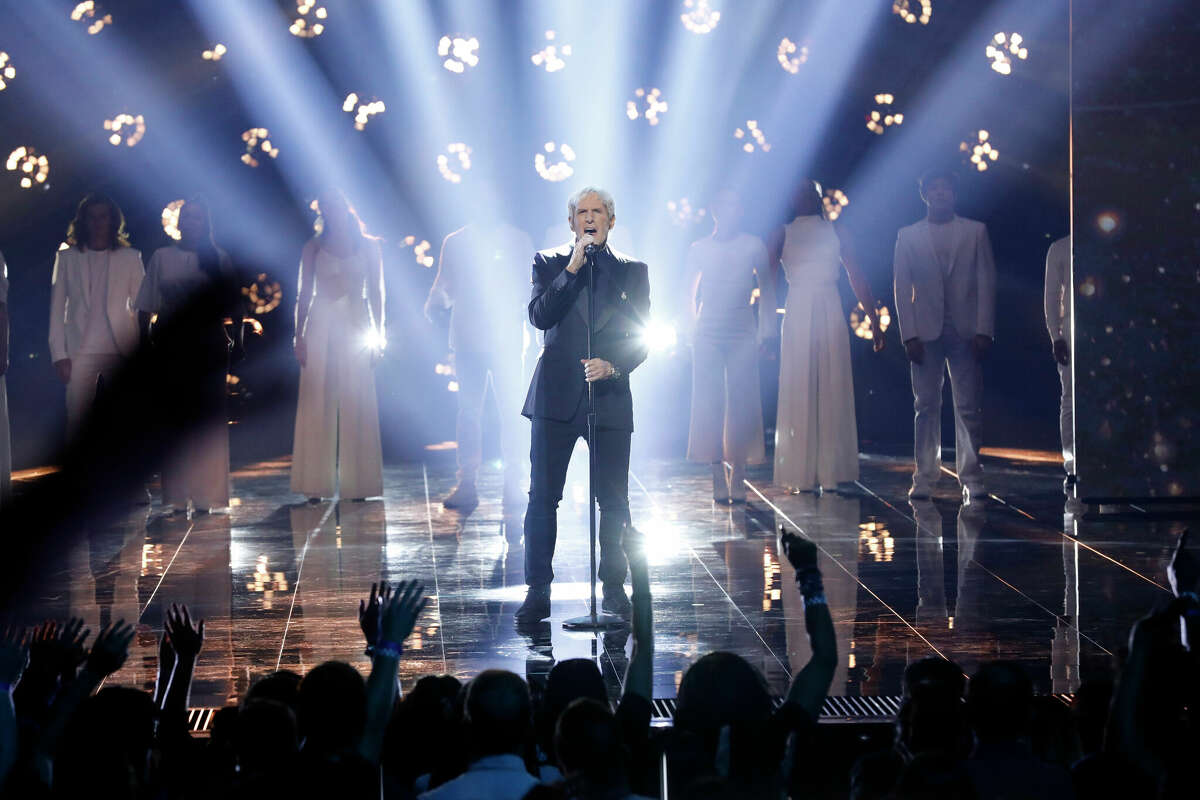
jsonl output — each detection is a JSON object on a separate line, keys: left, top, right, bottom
{"left": 681, "top": 0, "right": 720, "bottom": 34}
{"left": 439, "top": 36, "right": 480, "bottom": 73}
{"left": 987, "top": 32, "right": 1028, "bottom": 76}
{"left": 59, "top": 241, "right": 70, "bottom": 251}
{"left": 243, "top": 273, "right": 283, "bottom": 314}
{"left": 362, "top": 327, "right": 386, "bottom": 353}
{"left": 240, "top": 128, "right": 279, "bottom": 167}
{"left": 733, "top": 120, "right": 770, "bottom": 153}
{"left": 401, "top": 235, "right": 435, "bottom": 268}
{"left": 666, "top": 197, "right": 706, "bottom": 226}
{"left": 534, "top": 141, "right": 575, "bottom": 182}
{"left": 437, "top": 142, "right": 472, "bottom": 183}
{"left": 447, "top": 380, "right": 460, "bottom": 393}
{"left": 866, "top": 93, "right": 903, "bottom": 135}
{"left": 531, "top": 30, "right": 571, "bottom": 73}
{"left": 642, "top": 320, "right": 678, "bottom": 352}
{"left": 71, "top": 2, "right": 112, "bottom": 35}
{"left": 202, "top": 43, "right": 227, "bottom": 61}
{"left": 892, "top": 1, "right": 931, "bottom": 26}
{"left": 0, "top": 52, "right": 15, "bottom": 91}
{"left": 161, "top": 199, "right": 184, "bottom": 241}
{"left": 960, "top": 129, "right": 999, "bottom": 172}
{"left": 1095, "top": 211, "right": 1120, "bottom": 235}
{"left": 289, "top": 1, "right": 326, "bottom": 38}
{"left": 822, "top": 187, "right": 849, "bottom": 221}
{"left": 777, "top": 38, "right": 809, "bottom": 73}
{"left": 342, "top": 93, "right": 385, "bottom": 131}
{"left": 626, "top": 88, "right": 668, "bottom": 126}
{"left": 434, "top": 363, "right": 453, "bottom": 376}
{"left": 849, "top": 302, "right": 891, "bottom": 339}
{"left": 6, "top": 147, "right": 49, "bottom": 189}
{"left": 104, "top": 113, "right": 146, "bottom": 147}
{"left": 859, "top": 519, "right": 895, "bottom": 563}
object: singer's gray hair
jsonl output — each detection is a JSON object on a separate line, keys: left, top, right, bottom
{"left": 567, "top": 186, "right": 615, "bottom": 221}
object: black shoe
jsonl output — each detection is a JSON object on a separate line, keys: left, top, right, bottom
{"left": 601, "top": 582, "right": 632, "bottom": 617}
{"left": 515, "top": 585, "right": 551, "bottom": 623}
{"left": 442, "top": 484, "right": 479, "bottom": 509}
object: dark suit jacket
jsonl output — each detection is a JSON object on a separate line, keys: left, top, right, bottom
{"left": 521, "top": 242, "right": 651, "bottom": 431}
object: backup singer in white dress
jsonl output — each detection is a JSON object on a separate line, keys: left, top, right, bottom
{"left": 685, "top": 189, "right": 773, "bottom": 504}
{"left": 0, "top": 250, "right": 10, "bottom": 508}
{"left": 769, "top": 181, "right": 883, "bottom": 493}
{"left": 1044, "top": 235, "right": 1073, "bottom": 491}
{"left": 291, "top": 190, "right": 384, "bottom": 501}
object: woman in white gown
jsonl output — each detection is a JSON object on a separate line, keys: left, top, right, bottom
{"left": 0, "top": 250, "right": 10, "bottom": 508}
{"left": 291, "top": 190, "right": 384, "bottom": 501}
{"left": 686, "top": 189, "right": 774, "bottom": 504}
{"left": 769, "top": 180, "right": 884, "bottom": 493}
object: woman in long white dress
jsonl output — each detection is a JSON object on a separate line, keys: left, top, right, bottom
{"left": 291, "top": 190, "right": 384, "bottom": 501}
{"left": 769, "top": 180, "right": 883, "bottom": 493}
{"left": 0, "top": 250, "right": 10, "bottom": 508}
{"left": 686, "top": 189, "right": 774, "bottom": 504}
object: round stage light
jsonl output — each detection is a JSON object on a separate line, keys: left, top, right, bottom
{"left": 71, "top": 2, "right": 112, "bottom": 35}
{"left": 849, "top": 302, "right": 891, "bottom": 339}
{"left": 161, "top": 199, "right": 184, "bottom": 241}
{"left": 243, "top": 273, "right": 283, "bottom": 314}
{"left": 987, "top": 32, "right": 1028, "bottom": 76}
{"left": 892, "top": 1, "right": 931, "bottom": 26}
{"left": 436, "top": 142, "right": 472, "bottom": 183}
{"left": 1095, "top": 211, "right": 1120, "bottom": 235}
{"left": 642, "top": 320, "right": 678, "bottom": 352}
{"left": 240, "top": 128, "right": 279, "bottom": 167}
{"left": 342, "top": 93, "right": 385, "bottom": 131}
{"left": 681, "top": 0, "right": 720, "bottom": 34}
{"left": 866, "top": 93, "right": 903, "bottom": 135}
{"left": 534, "top": 141, "right": 575, "bottom": 182}
{"left": 289, "top": 1, "right": 326, "bottom": 38}
{"left": 733, "top": 120, "right": 770, "bottom": 153}
{"left": 959, "top": 129, "right": 999, "bottom": 171}
{"left": 104, "top": 113, "right": 146, "bottom": 147}
{"left": 0, "top": 52, "right": 16, "bottom": 91}
{"left": 202, "top": 43, "right": 227, "bottom": 61}
{"left": 6, "top": 147, "right": 49, "bottom": 189}
{"left": 666, "top": 197, "right": 706, "bottom": 226}
{"left": 531, "top": 30, "right": 571, "bottom": 73}
{"left": 626, "top": 88, "right": 667, "bottom": 126}
{"left": 401, "top": 235, "right": 435, "bottom": 268}
{"left": 439, "top": 35, "right": 479, "bottom": 73}
{"left": 822, "top": 187, "right": 849, "bottom": 220}
{"left": 777, "top": 38, "right": 809, "bottom": 74}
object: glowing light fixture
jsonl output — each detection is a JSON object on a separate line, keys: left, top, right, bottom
{"left": 437, "top": 142, "right": 472, "bottom": 183}
{"left": 104, "top": 113, "right": 145, "bottom": 147}
{"left": 161, "top": 199, "right": 185, "bottom": 241}
{"left": 1095, "top": 211, "right": 1120, "bottom": 235}
{"left": 531, "top": 30, "right": 570, "bottom": 72}
{"left": 401, "top": 235, "right": 435, "bottom": 268}
{"left": 960, "top": 130, "right": 999, "bottom": 172}
{"left": 202, "top": 43, "right": 227, "bottom": 61}
{"left": 626, "top": 88, "right": 668, "bottom": 126}
{"left": 666, "top": 198, "right": 706, "bottom": 226}
{"left": 243, "top": 273, "right": 283, "bottom": 314}
{"left": 642, "top": 320, "right": 678, "bottom": 352}
{"left": 362, "top": 328, "right": 387, "bottom": 353}
{"left": 777, "top": 38, "right": 808, "bottom": 73}
{"left": 0, "top": 53, "right": 16, "bottom": 91}
{"left": 866, "top": 94, "right": 903, "bottom": 135}
{"left": 681, "top": 0, "right": 720, "bottom": 34}
{"left": 822, "top": 188, "right": 849, "bottom": 221}
{"left": 859, "top": 518, "right": 895, "bottom": 562}
{"left": 342, "top": 93, "right": 385, "bottom": 131}
{"left": 849, "top": 302, "right": 891, "bottom": 339}
{"left": 987, "top": 32, "right": 1028, "bottom": 75}
{"left": 534, "top": 141, "right": 575, "bottom": 182}
{"left": 892, "top": 1, "right": 931, "bottom": 25}
{"left": 733, "top": 120, "right": 770, "bottom": 153}
{"left": 240, "top": 128, "right": 279, "bottom": 167}
{"left": 289, "top": 1, "right": 326, "bottom": 38}
{"left": 71, "top": 2, "right": 112, "bottom": 35}
{"left": 439, "top": 35, "right": 479, "bottom": 73}
{"left": 6, "top": 147, "right": 49, "bottom": 189}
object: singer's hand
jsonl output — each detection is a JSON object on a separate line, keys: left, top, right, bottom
{"left": 567, "top": 234, "right": 596, "bottom": 275}
{"left": 581, "top": 358, "right": 614, "bottom": 382}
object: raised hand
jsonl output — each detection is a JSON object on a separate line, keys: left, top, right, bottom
{"left": 28, "top": 618, "right": 90, "bottom": 679}
{"left": 358, "top": 581, "right": 393, "bottom": 649}
{"left": 622, "top": 526, "right": 650, "bottom": 593}
{"left": 164, "top": 604, "right": 204, "bottom": 662}
{"left": 379, "top": 580, "right": 429, "bottom": 651}
{"left": 85, "top": 620, "right": 135, "bottom": 677}
{"left": 0, "top": 627, "right": 28, "bottom": 686}
{"left": 780, "top": 527, "right": 819, "bottom": 573}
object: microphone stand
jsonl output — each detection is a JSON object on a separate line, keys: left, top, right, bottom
{"left": 564, "top": 245, "right": 624, "bottom": 631}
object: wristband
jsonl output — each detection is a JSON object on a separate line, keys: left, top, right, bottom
{"left": 375, "top": 640, "right": 403, "bottom": 659}
{"left": 802, "top": 594, "right": 827, "bottom": 607}
{"left": 1181, "top": 591, "right": 1200, "bottom": 605}
{"left": 363, "top": 645, "right": 375, "bottom": 657}
{"left": 796, "top": 568, "right": 825, "bottom": 599}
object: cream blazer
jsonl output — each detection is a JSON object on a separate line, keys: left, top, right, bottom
{"left": 49, "top": 246, "right": 144, "bottom": 362}
{"left": 892, "top": 216, "right": 996, "bottom": 343}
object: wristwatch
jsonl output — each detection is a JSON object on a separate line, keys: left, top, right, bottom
{"left": 609, "top": 364, "right": 623, "bottom": 380}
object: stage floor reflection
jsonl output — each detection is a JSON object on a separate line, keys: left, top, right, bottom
{"left": 28, "top": 451, "right": 1182, "bottom": 706}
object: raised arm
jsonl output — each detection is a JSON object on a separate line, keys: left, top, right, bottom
{"left": 293, "top": 240, "right": 318, "bottom": 367}
{"left": 779, "top": 528, "right": 837, "bottom": 722}
{"left": 834, "top": 222, "right": 884, "bottom": 351}
{"left": 528, "top": 251, "right": 585, "bottom": 331}
{"left": 622, "top": 527, "right": 653, "bottom": 704}
{"left": 0, "top": 626, "right": 28, "bottom": 788}
{"left": 359, "top": 579, "right": 429, "bottom": 765}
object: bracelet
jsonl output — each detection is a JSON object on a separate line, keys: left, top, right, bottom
{"left": 1181, "top": 591, "right": 1200, "bottom": 604}
{"left": 802, "top": 594, "right": 827, "bottom": 607}
{"left": 374, "top": 640, "right": 403, "bottom": 659}
{"left": 610, "top": 364, "right": 622, "bottom": 380}
{"left": 796, "top": 568, "right": 825, "bottom": 599}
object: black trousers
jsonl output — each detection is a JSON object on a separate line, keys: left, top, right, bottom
{"left": 523, "top": 411, "right": 631, "bottom": 588}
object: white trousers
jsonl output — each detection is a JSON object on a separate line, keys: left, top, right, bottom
{"left": 66, "top": 353, "right": 124, "bottom": 439}
{"left": 910, "top": 325, "right": 983, "bottom": 494}
{"left": 1058, "top": 361, "right": 1074, "bottom": 476}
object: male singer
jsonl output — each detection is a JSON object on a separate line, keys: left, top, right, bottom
{"left": 515, "top": 187, "right": 650, "bottom": 624}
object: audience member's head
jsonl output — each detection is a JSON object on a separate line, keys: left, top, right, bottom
{"left": 554, "top": 698, "right": 626, "bottom": 788}
{"left": 297, "top": 661, "right": 367, "bottom": 753}
{"left": 464, "top": 669, "right": 532, "bottom": 758}
{"left": 385, "top": 673, "right": 464, "bottom": 784}
{"left": 892, "top": 752, "right": 976, "bottom": 800}
{"left": 897, "top": 685, "right": 969, "bottom": 761}
{"left": 538, "top": 658, "right": 606, "bottom": 753}
{"left": 238, "top": 699, "right": 300, "bottom": 775}
{"left": 903, "top": 657, "right": 965, "bottom": 700}
{"left": 246, "top": 669, "right": 303, "bottom": 715}
{"left": 966, "top": 661, "right": 1033, "bottom": 744}
{"left": 55, "top": 687, "right": 157, "bottom": 799}
{"left": 675, "top": 651, "right": 773, "bottom": 734}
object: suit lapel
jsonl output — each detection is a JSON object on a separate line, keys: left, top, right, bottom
{"left": 946, "top": 217, "right": 965, "bottom": 275}
{"left": 592, "top": 257, "right": 627, "bottom": 331}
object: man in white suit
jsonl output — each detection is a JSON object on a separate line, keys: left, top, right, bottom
{"left": 49, "top": 194, "right": 144, "bottom": 437}
{"left": 893, "top": 170, "right": 996, "bottom": 503}
{"left": 1044, "top": 235, "right": 1073, "bottom": 492}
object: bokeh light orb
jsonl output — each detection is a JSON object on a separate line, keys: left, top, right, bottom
{"left": 342, "top": 93, "right": 385, "bottom": 131}
{"left": 535, "top": 141, "right": 575, "bottom": 182}
{"left": 240, "top": 128, "right": 279, "bottom": 167}
{"left": 6, "top": 147, "right": 50, "bottom": 189}
{"left": 777, "top": 38, "right": 809, "bottom": 73}
{"left": 202, "top": 43, "right": 227, "bottom": 61}
{"left": 681, "top": 0, "right": 720, "bottom": 34}
{"left": 289, "top": 1, "right": 326, "bottom": 38}
{"left": 1096, "top": 211, "right": 1120, "bottom": 235}
{"left": 892, "top": 1, "right": 931, "bottom": 25}
{"left": 437, "top": 142, "right": 472, "bottom": 183}
{"left": 531, "top": 30, "right": 571, "bottom": 73}
{"left": 244, "top": 273, "right": 283, "bottom": 314}
{"left": 0, "top": 52, "right": 16, "bottom": 91}
{"left": 401, "top": 235, "right": 435, "bottom": 268}
{"left": 666, "top": 198, "right": 707, "bottom": 227}
{"left": 104, "top": 113, "right": 146, "bottom": 147}
{"left": 161, "top": 199, "right": 185, "bottom": 241}
{"left": 71, "top": 2, "right": 112, "bottom": 35}
{"left": 987, "top": 32, "right": 1028, "bottom": 76}
{"left": 733, "top": 120, "right": 770, "bottom": 153}
{"left": 643, "top": 320, "right": 678, "bottom": 352}
{"left": 866, "top": 93, "right": 903, "bottom": 135}
{"left": 959, "top": 130, "right": 999, "bottom": 171}
{"left": 626, "top": 88, "right": 667, "bottom": 126}
{"left": 850, "top": 302, "right": 891, "bottom": 338}
{"left": 822, "top": 187, "right": 849, "bottom": 221}
{"left": 439, "top": 36, "right": 479, "bottom": 73}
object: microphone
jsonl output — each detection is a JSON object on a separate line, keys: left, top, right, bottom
{"left": 584, "top": 243, "right": 597, "bottom": 257}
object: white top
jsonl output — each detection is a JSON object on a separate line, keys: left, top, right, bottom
{"left": 929, "top": 216, "right": 958, "bottom": 277}
{"left": 1044, "top": 235, "right": 1070, "bottom": 341}
{"left": 79, "top": 249, "right": 120, "bottom": 355}
{"left": 781, "top": 215, "right": 841, "bottom": 287}
{"left": 688, "top": 232, "right": 772, "bottom": 341}
{"left": 135, "top": 245, "right": 234, "bottom": 318}
{"left": 418, "top": 754, "right": 539, "bottom": 800}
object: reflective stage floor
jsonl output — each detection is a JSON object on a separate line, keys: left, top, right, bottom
{"left": 15, "top": 449, "right": 1187, "bottom": 708}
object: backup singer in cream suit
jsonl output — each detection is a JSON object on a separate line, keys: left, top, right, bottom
{"left": 893, "top": 171, "right": 995, "bottom": 502}
{"left": 49, "top": 195, "right": 144, "bottom": 436}
{"left": 1044, "top": 236, "right": 1073, "bottom": 489}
